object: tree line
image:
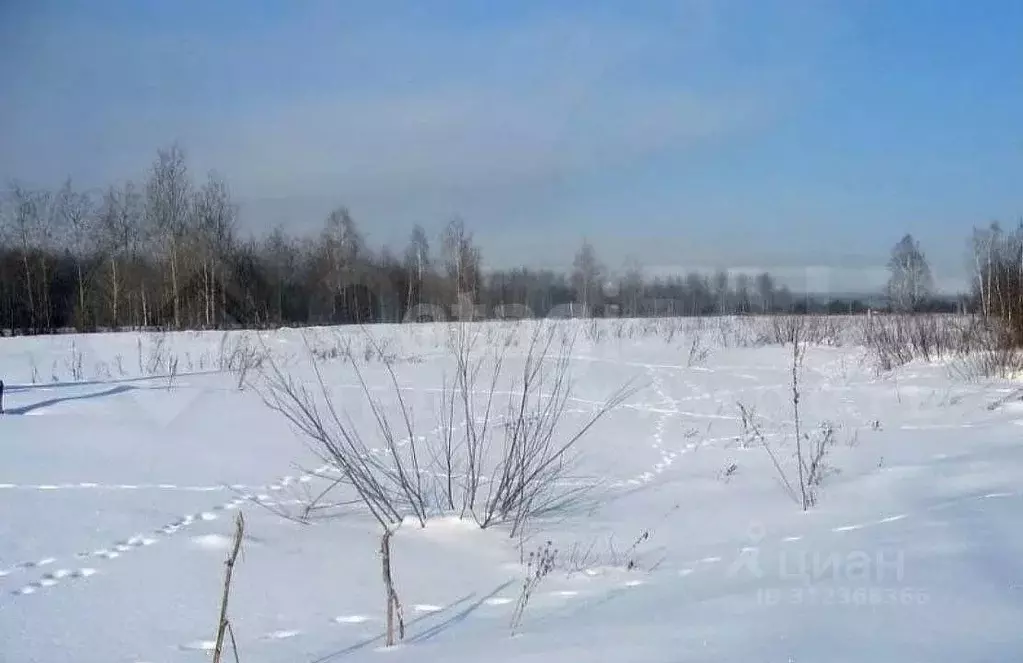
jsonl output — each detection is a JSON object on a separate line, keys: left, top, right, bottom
{"left": 0, "top": 144, "right": 1008, "bottom": 336}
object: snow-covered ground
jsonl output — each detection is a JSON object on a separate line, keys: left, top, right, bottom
{"left": 2, "top": 319, "right": 1022, "bottom": 662}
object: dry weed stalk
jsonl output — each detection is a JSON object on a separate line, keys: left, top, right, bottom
{"left": 737, "top": 402, "right": 800, "bottom": 505}
{"left": 510, "top": 540, "right": 557, "bottom": 634}
{"left": 791, "top": 327, "right": 809, "bottom": 510}
{"left": 737, "top": 321, "right": 834, "bottom": 511}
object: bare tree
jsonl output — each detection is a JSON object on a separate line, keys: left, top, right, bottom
{"left": 98, "top": 182, "right": 144, "bottom": 328}
{"left": 570, "top": 239, "right": 603, "bottom": 312}
{"left": 403, "top": 224, "right": 431, "bottom": 312}
{"left": 712, "top": 270, "right": 729, "bottom": 315}
{"left": 618, "top": 258, "right": 644, "bottom": 317}
{"left": 886, "top": 234, "right": 933, "bottom": 312}
{"left": 971, "top": 225, "right": 994, "bottom": 317}
{"left": 441, "top": 217, "right": 482, "bottom": 317}
{"left": 262, "top": 226, "right": 297, "bottom": 324}
{"left": 733, "top": 273, "right": 752, "bottom": 314}
{"left": 755, "top": 272, "right": 775, "bottom": 314}
{"left": 684, "top": 272, "right": 711, "bottom": 315}
{"left": 54, "top": 179, "right": 96, "bottom": 329}
{"left": 192, "top": 172, "right": 237, "bottom": 327}
{"left": 971, "top": 221, "right": 1023, "bottom": 345}
{"left": 320, "top": 207, "right": 365, "bottom": 320}
{"left": 146, "top": 144, "right": 192, "bottom": 328}
{"left": 4, "top": 183, "right": 51, "bottom": 331}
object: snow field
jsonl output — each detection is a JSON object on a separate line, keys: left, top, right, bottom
{"left": 2, "top": 318, "right": 1022, "bottom": 662}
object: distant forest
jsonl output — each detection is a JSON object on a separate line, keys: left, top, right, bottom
{"left": 0, "top": 145, "right": 1000, "bottom": 335}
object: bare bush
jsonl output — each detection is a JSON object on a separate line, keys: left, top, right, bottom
{"left": 258, "top": 341, "right": 417, "bottom": 644}
{"left": 94, "top": 361, "right": 111, "bottom": 380}
{"left": 804, "top": 421, "right": 838, "bottom": 493}
{"left": 859, "top": 313, "right": 980, "bottom": 371}
{"left": 259, "top": 322, "right": 634, "bottom": 537}
{"left": 447, "top": 323, "right": 635, "bottom": 535}
{"left": 64, "top": 340, "right": 84, "bottom": 381}
{"left": 138, "top": 332, "right": 172, "bottom": 376}
{"left": 217, "top": 333, "right": 265, "bottom": 390}
{"left": 303, "top": 330, "right": 420, "bottom": 365}
{"left": 686, "top": 329, "right": 710, "bottom": 367}
{"left": 562, "top": 530, "right": 654, "bottom": 575}
{"left": 758, "top": 315, "right": 843, "bottom": 347}
{"left": 951, "top": 345, "right": 1023, "bottom": 380}
{"left": 259, "top": 347, "right": 428, "bottom": 528}
{"left": 738, "top": 401, "right": 836, "bottom": 510}
{"left": 858, "top": 312, "right": 1023, "bottom": 378}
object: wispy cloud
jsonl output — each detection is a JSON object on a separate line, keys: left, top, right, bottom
{"left": 213, "top": 83, "right": 771, "bottom": 201}
{"left": 187, "top": 4, "right": 824, "bottom": 242}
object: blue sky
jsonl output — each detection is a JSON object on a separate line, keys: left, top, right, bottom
{"left": 2, "top": 0, "right": 1022, "bottom": 292}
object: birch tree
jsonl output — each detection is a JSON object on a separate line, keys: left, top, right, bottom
{"left": 5, "top": 184, "right": 48, "bottom": 330}
{"left": 404, "top": 224, "right": 431, "bottom": 310}
{"left": 441, "top": 218, "right": 481, "bottom": 313}
{"left": 570, "top": 239, "right": 603, "bottom": 311}
{"left": 192, "top": 172, "right": 236, "bottom": 327}
{"left": 54, "top": 179, "right": 96, "bottom": 329}
{"left": 886, "top": 234, "right": 933, "bottom": 312}
{"left": 146, "top": 145, "right": 191, "bottom": 328}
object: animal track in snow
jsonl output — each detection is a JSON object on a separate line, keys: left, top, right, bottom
{"left": 0, "top": 481, "right": 261, "bottom": 492}
{"left": 190, "top": 534, "right": 235, "bottom": 551}
{"left": 139, "top": 487, "right": 1013, "bottom": 662}
{"left": 412, "top": 604, "right": 444, "bottom": 613}
{"left": 606, "top": 366, "right": 748, "bottom": 491}
{"left": 334, "top": 615, "right": 373, "bottom": 624}
{"left": 2, "top": 475, "right": 293, "bottom": 594}
{"left": 11, "top": 568, "right": 97, "bottom": 595}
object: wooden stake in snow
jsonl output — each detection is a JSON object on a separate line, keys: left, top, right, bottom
{"left": 213, "top": 512, "right": 244, "bottom": 663}
{"left": 381, "top": 528, "right": 405, "bottom": 647}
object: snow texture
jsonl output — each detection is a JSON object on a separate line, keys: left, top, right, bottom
{"left": 1, "top": 320, "right": 1022, "bottom": 662}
